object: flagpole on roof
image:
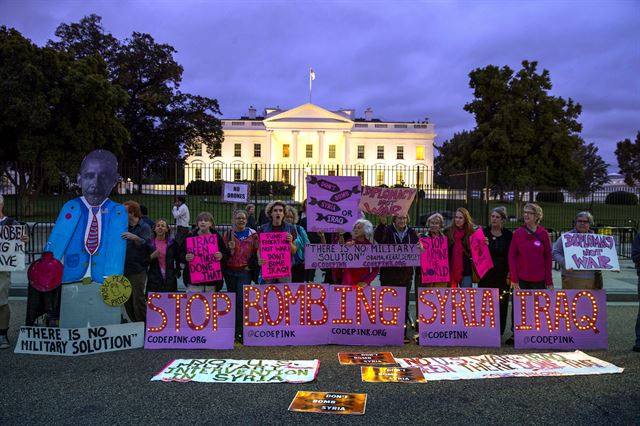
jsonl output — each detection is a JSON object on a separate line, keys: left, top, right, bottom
{"left": 309, "top": 68, "right": 315, "bottom": 103}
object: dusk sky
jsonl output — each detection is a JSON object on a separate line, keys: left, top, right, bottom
{"left": 2, "top": 0, "right": 639, "bottom": 171}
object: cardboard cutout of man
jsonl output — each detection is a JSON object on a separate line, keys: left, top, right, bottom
{"left": 46, "top": 150, "right": 127, "bottom": 327}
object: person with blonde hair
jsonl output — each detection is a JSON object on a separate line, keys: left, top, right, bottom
{"left": 146, "top": 218, "right": 181, "bottom": 294}
{"left": 445, "top": 207, "right": 475, "bottom": 288}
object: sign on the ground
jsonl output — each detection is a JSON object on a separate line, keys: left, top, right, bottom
{"left": 288, "top": 391, "right": 367, "bottom": 415}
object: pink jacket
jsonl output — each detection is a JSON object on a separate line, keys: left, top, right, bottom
{"left": 508, "top": 226, "right": 553, "bottom": 286}
{"left": 338, "top": 239, "right": 380, "bottom": 287}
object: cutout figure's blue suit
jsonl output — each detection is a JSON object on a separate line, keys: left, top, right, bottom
{"left": 47, "top": 198, "right": 127, "bottom": 283}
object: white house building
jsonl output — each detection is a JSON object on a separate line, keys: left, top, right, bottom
{"left": 185, "top": 103, "right": 436, "bottom": 200}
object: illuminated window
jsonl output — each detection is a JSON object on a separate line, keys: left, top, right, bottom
{"left": 357, "top": 145, "right": 365, "bottom": 159}
{"left": 254, "top": 144, "right": 261, "bottom": 157}
{"left": 234, "top": 144, "right": 241, "bottom": 157}
{"left": 214, "top": 168, "right": 222, "bottom": 180}
{"left": 416, "top": 145, "right": 425, "bottom": 161}
{"left": 194, "top": 164, "right": 202, "bottom": 180}
{"left": 397, "top": 146, "right": 404, "bottom": 160}
{"left": 194, "top": 144, "right": 202, "bottom": 157}
{"left": 234, "top": 167, "right": 241, "bottom": 181}
{"left": 328, "top": 169, "right": 336, "bottom": 176}
{"left": 377, "top": 146, "right": 384, "bottom": 160}
{"left": 283, "top": 144, "right": 290, "bottom": 158}
{"left": 253, "top": 168, "right": 262, "bottom": 181}
{"left": 282, "top": 169, "right": 290, "bottom": 183}
{"left": 329, "top": 145, "right": 336, "bottom": 159}
{"left": 396, "top": 170, "right": 404, "bottom": 185}
{"left": 306, "top": 144, "right": 313, "bottom": 158}
{"left": 376, "top": 170, "right": 385, "bottom": 186}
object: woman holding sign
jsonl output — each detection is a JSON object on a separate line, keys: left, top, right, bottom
{"left": 223, "top": 209, "right": 259, "bottom": 341}
{"left": 146, "top": 218, "right": 181, "bottom": 294}
{"left": 180, "top": 212, "right": 230, "bottom": 292}
{"left": 478, "top": 207, "right": 512, "bottom": 337}
{"left": 446, "top": 208, "right": 475, "bottom": 288}
{"left": 552, "top": 211, "right": 599, "bottom": 289}
{"left": 285, "top": 206, "right": 311, "bottom": 283}
{"left": 336, "top": 219, "right": 380, "bottom": 288}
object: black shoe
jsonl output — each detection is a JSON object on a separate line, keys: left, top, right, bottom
{"left": 633, "top": 345, "right": 640, "bottom": 353}
{"left": 505, "top": 337, "right": 514, "bottom": 346}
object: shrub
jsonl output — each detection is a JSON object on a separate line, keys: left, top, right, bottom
{"left": 605, "top": 191, "right": 638, "bottom": 205}
{"left": 185, "top": 180, "right": 222, "bottom": 195}
{"left": 536, "top": 191, "right": 564, "bottom": 203}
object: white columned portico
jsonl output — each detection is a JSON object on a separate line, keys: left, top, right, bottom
{"left": 343, "top": 131, "right": 351, "bottom": 165}
{"left": 317, "top": 130, "right": 325, "bottom": 165}
{"left": 291, "top": 130, "right": 299, "bottom": 164}
{"left": 265, "top": 130, "right": 273, "bottom": 180}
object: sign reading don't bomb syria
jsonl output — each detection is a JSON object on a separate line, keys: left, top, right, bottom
{"left": 307, "top": 175, "right": 361, "bottom": 233}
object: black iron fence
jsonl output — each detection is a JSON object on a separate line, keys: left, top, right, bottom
{"left": 3, "top": 163, "right": 639, "bottom": 260}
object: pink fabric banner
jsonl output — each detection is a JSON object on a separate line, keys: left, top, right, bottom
{"left": 260, "top": 232, "right": 291, "bottom": 280}
{"left": 470, "top": 228, "right": 493, "bottom": 279}
{"left": 186, "top": 234, "right": 222, "bottom": 284}
{"left": 420, "top": 236, "right": 450, "bottom": 283}
{"left": 358, "top": 186, "right": 417, "bottom": 217}
{"left": 306, "top": 175, "right": 361, "bottom": 232}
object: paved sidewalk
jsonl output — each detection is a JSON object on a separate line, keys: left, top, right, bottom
{"left": 8, "top": 259, "right": 638, "bottom": 301}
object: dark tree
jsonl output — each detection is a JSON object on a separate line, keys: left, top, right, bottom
{"left": 615, "top": 131, "right": 640, "bottom": 186}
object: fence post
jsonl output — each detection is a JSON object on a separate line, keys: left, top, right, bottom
{"left": 485, "top": 166, "right": 490, "bottom": 226}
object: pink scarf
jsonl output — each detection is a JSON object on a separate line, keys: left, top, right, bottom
{"left": 451, "top": 228, "right": 465, "bottom": 286}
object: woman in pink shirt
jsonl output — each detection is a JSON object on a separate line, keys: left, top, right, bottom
{"left": 147, "top": 218, "right": 180, "bottom": 294}
{"left": 508, "top": 203, "right": 553, "bottom": 289}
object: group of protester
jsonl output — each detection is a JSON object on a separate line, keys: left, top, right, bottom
{"left": 1, "top": 185, "right": 639, "bottom": 350}
{"left": 115, "top": 196, "right": 637, "bottom": 346}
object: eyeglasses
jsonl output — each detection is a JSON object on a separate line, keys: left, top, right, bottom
{"left": 576, "top": 220, "right": 590, "bottom": 224}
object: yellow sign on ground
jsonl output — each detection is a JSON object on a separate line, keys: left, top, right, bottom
{"left": 338, "top": 352, "right": 396, "bottom": 365}
{"left": 361, "top": 366, "right": 426, "bottom": 383}
{"left": 288, "top": 391, "right": 367, "bottom": 415}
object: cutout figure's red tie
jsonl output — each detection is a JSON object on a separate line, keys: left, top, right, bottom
{"left": 86, "top": 207, "right": 99, "bottom": 255}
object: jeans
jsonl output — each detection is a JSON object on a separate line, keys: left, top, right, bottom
{"left": 458, "top": 275, "right": 473, "bottom": 288}
{"left": 224, "top": 269, "right": 252, "bottom": 336}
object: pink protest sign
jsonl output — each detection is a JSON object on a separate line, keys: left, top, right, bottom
{"left": 416, "top": 288, "right": 500, "bottom": 347}
{"left": 358, "top": 186, "right": 417, "bottom": 217}
{"left": 514, "top": 289, "right": 608, "bottom": 350}
{"left": 470, "top": 228, "right": 493, "bottom": 279}
{"left": 144, "top": 292, "right": 235, "bottom": 349}
{"left": 420, "top": 236, "right": 450, "bottom": 283}
{"left": 260, "top": 232, "right": 291, "bottom": 280}
{"left": 307, "top": 175, "right": 361, "bottom": 233}
{"left": 186, "top": 234, "right": 222, "bottom": 284}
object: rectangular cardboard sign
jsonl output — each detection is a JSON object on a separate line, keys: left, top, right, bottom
{"left": 145, "top": 292, "right": 235, "bottom": 349}
{"left": 289, "top": 391, "right": 367, "bottom": 415}
{"left": 260, "top": 232, "right": 291, "bottom": 280}
{"left": 186, "top": 234, "right": 222, "bottom": 284}
{"left": 304, "top": 243, "right": 421, "bottom": 269}
{"left": 152, "top": 359, "right": 320, "bottom": 383}
{"left": 222, "top": 181, "right": 250, "bottom": 203}
{"left": 307, "top": 175, "right": 361, "bottom": 233}
{"left": 396, "top": 351, "right": 623, "bottom": 381}
{"left": 14, "top": 322, "right": 145, "bottom": 356}
{"left": 338, "top": 352, "right": 396, "bottom": 365}
{"left": 358, "top": 186, "right": 417, "bottom": 217}
{"left": 0, "top": 224, "right": 26, "bottom": 271}
{"left": 417, "top": 288, "right": 500, "bottom": 347}
{"left": 420, "top": 236, "right": 450, "bottom": 283}
{"left": 361, "top": 366, "right": 426, "bottom": 383}
{"left": 243, "top": 283, "right": 406, "bottom": 346}
{"left": 513, "top": 289, "right": 608, "bottom": 350}
{"left": 561, "top": 232, "right": 620, "bottom": 271}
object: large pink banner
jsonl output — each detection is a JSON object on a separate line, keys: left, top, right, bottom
{"left": 260, "top": 232, "right": 291, "bottom": 280}
{"left": 470, "top": 228, "right": 493, "bottom": 279}
{"left": 420, "top": 236, "right": 450, "bottom": 283}
{"left": 358, "top": 186, "right": 417, "bottom": 217}
{"left": 306, "top": 175, "right": 361, "bottom": 233}
{"left": 186, "top": 234, "right": 222, "bottom": 284}
{"left": 145, "top": 292, "right": 235, "bottom": 349}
